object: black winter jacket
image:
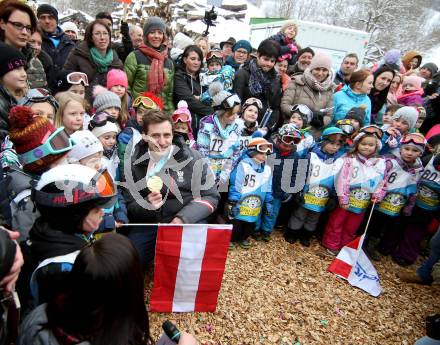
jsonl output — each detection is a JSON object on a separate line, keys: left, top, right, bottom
{"left": 41, "top": 27, "right": 75, "bottom": 74}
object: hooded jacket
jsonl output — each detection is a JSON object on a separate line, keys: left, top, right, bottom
{"left": 41, "top": 27, "right": 75, "bottom": 74}
{"left": 332, "top": 85, "right": 372, "bottom": 126}
{"left": 401, "top": 51, "right": 422, "bottom": 71}
{"left": 0, "top": 86, "right": 18, "bottom": 142}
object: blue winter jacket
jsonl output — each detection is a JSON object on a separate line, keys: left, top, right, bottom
{"left": 332, "top": 85, "right": 372, "bottom": 126}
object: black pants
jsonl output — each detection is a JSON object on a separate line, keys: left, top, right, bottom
{"left": 231, "top": 219, "right": 256, "bottom": 242}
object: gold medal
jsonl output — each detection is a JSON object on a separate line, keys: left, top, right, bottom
{"left": 147, "top": 175, "right": 163, "bottom": 193}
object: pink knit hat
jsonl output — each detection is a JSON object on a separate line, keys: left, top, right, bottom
{"left": 309, "top": 53, "right": 332, "bottom": 71}
{"left": 106, "top": 69, "right": 128, "bottom": 89}
{"left": 172, "top": 100, "right": 191, "bottom": 118}
{"left": 402, "top": 75, "right": 423, "bottom": 89}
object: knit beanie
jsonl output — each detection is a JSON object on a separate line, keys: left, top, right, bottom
{"left": 67, "top": 130, "right": 103, "bottom": 163}
{"left": 173, "top": 100, "right": 191, "bottom": 118}
{"left": 281, "top": 21, "right": 297, "bottom": 34}
{"left": 421, "top": 63, "right": 438, "bottom": 77}
{"left": 232, "top": 40, "right": 252, "bottom": 53}
{"left": 392, "top": 106, "right": 419, "bottom": 129}
{"left": 37, "top": 4, "right": 58, "bottom": 22}
{"left": 402, "top": 76, "right": 423, "bottom": 90}
{"left": 0, "top": 42, "right": 26, "bottom": 78}
{"left": 297, "top": 47, "right": 315, "bottom": 59}
{"left": 346, "top": 106, "right": 366, "bottom": 124}
{"left": 9, "top": 106, "right": 68, "bottom": 173}
{"left": 209, "top": 81, "right": 233, "bottom": 109}
{"left": 400, "top": 133, "right": 426, "bottom": 153}
{"left": 90, "top": 119, "right": 120, "bottom": 139}
{"left": 309, "top": 52, "right": 332, "bottom": 71}
{"left": 60, "top": 21, "right": 78, "bottom": 35}
{"left": 143, "top": 16, "right": 166, "bottom": 36}
{"left": 93, "top": 86, "right": 121, "bottom": 113}
{"left": 384, "top": 49, "right": 401, "bottom": 65}
{"left": 106, "top": 69, "right": 128, "bottom": 89}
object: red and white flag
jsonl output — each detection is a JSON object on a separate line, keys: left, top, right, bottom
{"left": 150, "top": 224, "right": 232, "bottom": 312}
{"left": 328, "top": 235, "right": 382, "bottom": 297}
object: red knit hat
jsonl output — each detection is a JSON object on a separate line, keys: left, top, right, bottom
{"left": 106, "top": 69, "right": 128, "bottom": 89}
{"left": 8, "top": 106, "right": 67, "bottom": 173}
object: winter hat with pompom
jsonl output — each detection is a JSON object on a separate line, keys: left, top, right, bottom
{"left": 172, "top": 100, "right": 191, "bottom": 119}
{"left": 93, "top": 85, "right": 121, "bottom": 113}
{"left": 9, "top": 106, "right": 69, "bottom": 173}
{"left": 209, "top": 81, "right": 240, "bottom": 110}
{"left": 106, "top": 69, "right": 128, "bottom": 89}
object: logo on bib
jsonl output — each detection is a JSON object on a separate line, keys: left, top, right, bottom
{"left": 239, "top": 195, "right": 262, "bottom": 217}
{"left": 349, "top": 188, "right": 370, "bottom": 210}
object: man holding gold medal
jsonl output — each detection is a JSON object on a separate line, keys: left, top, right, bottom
{"left": 121, "top": 109, "right": 220, "bottom": 268}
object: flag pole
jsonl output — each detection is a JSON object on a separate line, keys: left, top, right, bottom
{"left": 362, "top": 200, "right": 376, "bottom": 237}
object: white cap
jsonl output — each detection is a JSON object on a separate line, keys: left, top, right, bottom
{"left": 67, "top": 130, "right": 103, "bottom": 163}
{"left": 91, "top": 121, "right": 120, "bottom": 139}
{"left": 60, "top": 21, "right": 79, "bottom": 35}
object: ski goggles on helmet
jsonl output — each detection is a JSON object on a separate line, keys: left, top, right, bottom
{"left": 281, "top": 134, "right": 301, "bottom": 145}
{"left": 66, "top": 72, "right": 89, "bottom": 86}
{"left": 21, "top": 88, "right": 60, "bottom": 111}
{"left": 243, "top": 97, "right": 263, "bottom": 110}
{"left": 172, "top": 112, "right": 191, "bottom": 123}
{"left": 400, "top": 133, "right": 427, "bottom": 146}
{"left": 206, "top": 49, "right": 223, "bottom": 62}
{"left": 291, "top": 104, "right": 313, "bottom": 117}
{"left": 33, "top": 169, "right": 116, "bottom": 207}
{"left": 218, "top": 93, "right": 241, "bottom": 110}
{"left": 336, "top": 119, "right": 355, "bottom": 136}
{"left": 359, "top": 125, "right": 383, "bottom": 140}
{"left": 19, "top": 127, "right": 75, "bottom": 165}
{"left": 249, "top": 142, "right": 273, "bottom": 154}
{"left": 133, "top": 95, "right": 159, "bottom": 109}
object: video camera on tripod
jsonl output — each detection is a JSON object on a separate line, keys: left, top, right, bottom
{"left": 202, "top": 6, "right": 217, "bottom": 37}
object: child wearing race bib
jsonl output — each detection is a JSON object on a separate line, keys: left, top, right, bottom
{"left": 236, "top": 97, "right": 265, "bottom": 151}
{"left": 228, "top": 136, "right": 274, "bottom": 249}
{"left": 288, "top": 104, "right": 315, "bottom": 158}
{"left": 365, "top": 133, "right": 425, "bottom": 261}
{"left": 322, "top": 125, "right": 387, "bottom": 255}
{"left": 197, "top": 82, "right": 242, "bottom": 188}
{"left": 391, "top": 150, "right": 440, "bottom": 266}
{"left": 286, "top": 127, "right": 346, "bottom": 247}
{"left": 256, "top": 124, "right": 302, "bottom": 242}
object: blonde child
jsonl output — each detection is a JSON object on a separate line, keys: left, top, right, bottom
{"left": 54, "top": 92, "right": 87, "bottom": 135}
{"left": 106, "top": 69, "right": 133, "bottom": 128}
{"left": 269, "top": 21, "right": 300, "bottom": 66}
{"left": 322, "top": 125, "right": 387, "bottom": 255}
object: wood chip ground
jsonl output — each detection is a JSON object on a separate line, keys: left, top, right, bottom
{"left": 147, "top": 231, "right": 440, "bottom": 344}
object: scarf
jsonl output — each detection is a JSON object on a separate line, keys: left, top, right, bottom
{"left": 103, "top": 147, "right": 116, "bottom": 160}
{"left": 90, "top": 47, "right": 113, "bottom": 73}
{"left": 248, "top": 59, "right": 272, "bottom": 96}
{"left": 302, "top": 68, "right": 334, "bottom": 92}
{"left": 138, "top": 43, "right": 168, "bottom": 94}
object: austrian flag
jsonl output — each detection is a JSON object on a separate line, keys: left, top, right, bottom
{"left": 150, "top": 224, "right": 233, "bottom": 312}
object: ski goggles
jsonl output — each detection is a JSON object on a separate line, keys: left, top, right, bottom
{"left": 66, "top": 72, "right": 89, "bottom": 86}
{"left": 33, "top": 169, "right": 116, "bottom": 207}
{"left": 89, "top": 112, "right": 117, "bottom": 128}
{"left": 243, "top": 97, "right": 263, "bottom": 110}
{"left": 172, "top": 112, "right": 191, "bottom": 123}
{"left": 206, "top": 50, "right": 223, "bottom": 61}
{"left": 336, "top": 119, "right": 355, "bottom": 135}
{"left": 21, "top": 88, "right": 59, "bottom": 111}
{"left": 219, "top": 93, "right": 241, "bottom": 110}
{"left": 280, "top": 134, "right": 301, "bottom": 145}
{"left": 326, "top": 134, "right": 346, "bottom": 145}
{"left": 249, "top": 143, "right": 273, "bottom": 154}
{"left": 133, "top": 95, "right": 159, "bottom": 109}
{"left": 360, "top": 125, "right": 383, "bottom": 140}
{"left": 291, "top": 104, "right": 313, "bottom": 117}
{"left": 19, "top": 127, "right": 75, "bottom": 165}
{"left": 401, "top": 133, "right": 427, "bottom": 146}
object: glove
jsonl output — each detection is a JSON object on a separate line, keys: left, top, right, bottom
{"left": 264, "top": 203, "right": 273, "bottom": 217}
{"left": 227, "top": 202, "right": 240, "bottom": 219}
{"left": 288, "top": 43, "right": 298, "bottom": 54}
{"left": 278, "top": 52, "right": 292, "bottom": 62}
{"left": 120, "top": 20, "right": 129, "bottom": 37}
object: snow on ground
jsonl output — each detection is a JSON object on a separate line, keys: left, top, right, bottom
{"left": 424, "top": 44, "right": 440, "bottom": 67}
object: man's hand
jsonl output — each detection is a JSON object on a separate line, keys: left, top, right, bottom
{"left": 170, "top": 217, "right": 184, "bottom": 224}
{"left": 0, "top": 230, "right": 24, "bottom": 293}
{"left": 147, "top": 191, "right": 164, "bottom": 210}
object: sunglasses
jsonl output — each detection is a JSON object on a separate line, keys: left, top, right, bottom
{"left": 253, "top": 143, "right": 273, "bottom": 154}
{"left": 281, "top": 135, "right": 301, "bottom": 145}
{"left": 172, "top": 113, "right": 191, "bottom": 123}
{"left": 221, "top": 94, "right": 241, "bottom": 110}
{"left": 66, "top": 72, "right": 89, "bottom": 86}
{"left": 360, "top": 125, "right": 383, "bottom": 140}
{"left": 19, "top": 127, "right": 75, "bottom": 165}
{"left": 133, "top": 96, "right": 159, "bottom": 109}
{"left": 244, "top": 97, "right": 263, "bottom": 110}
{"left": 401, "top": 133, "right": 427, "bottom": 146}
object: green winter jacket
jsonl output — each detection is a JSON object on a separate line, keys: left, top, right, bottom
{"left": 124, "top": 49, "right": 175, "bottom": 113}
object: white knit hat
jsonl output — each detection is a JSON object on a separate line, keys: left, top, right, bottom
{"left": 67, "top": 130, "right": 103, "bottom": 163}
{"left": 60, "top": 21, "right": 79, "bottom": 35}
{"left": 392, "top": 106, "right": 419, "bottom": 129}
{"left": 91, "top": 121, "right": 120, "bottom": 139}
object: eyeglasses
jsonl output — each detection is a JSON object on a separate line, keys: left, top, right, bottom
{"left": 360, "top": 125, "right": 383, "bottom": 140}
{"left": 18, "top": 127, "right": 75, "bottom": 165}
{"left": 235, "top": 49, "right": 248, "bottom": 55}
{"left": 401, "top": 133, "right": 426, "bottom": 146}
{"left": 253, "top": 143, "right": 273, "bottom": 154}
{"left": 281, "top": 135, "right": 301, "bottom": 145}
{"left": 7, "top": 21, "right": 33, "bottom": 33}
{"left": 133, "top": 96, "right": 159, "bottom": 109}
{"left": 220, "top": 94, "right": 241, "bottom": 110}
{"left": 172, "top": 113, "right": 191, "bottom": 123}
{"left": 93, "top": 31, "right": 109, "bottom": 37}
{"left": 206, "top": 50, "right": 223, "bottom": 61}
{"left": 66, "top": 72, "right": 89, "bottom": 86}
{"left": 244, "top": 97, "right": 263, "bottom": 110}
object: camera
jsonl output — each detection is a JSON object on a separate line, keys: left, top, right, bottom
{"left": 202, "top": 6, "right": 217, "bottom": 36}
